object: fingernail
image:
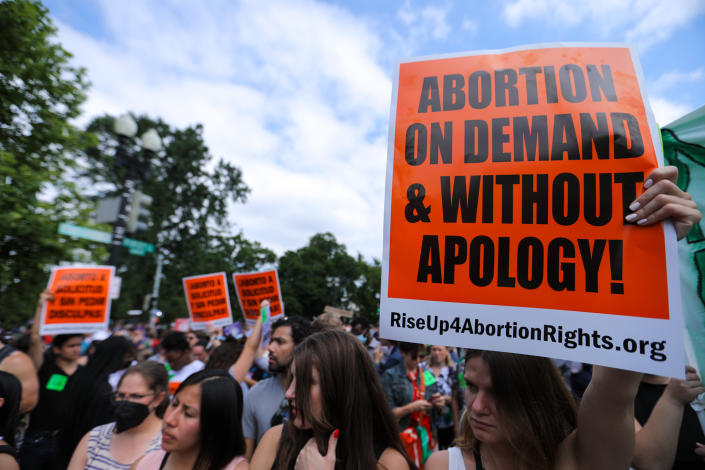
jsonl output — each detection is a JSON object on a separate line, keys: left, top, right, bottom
{"left": 333, "top": 429, "right": 340, "bottom": 438}
{"left": 637, "top": 218, "right": 648, "bottom": 225}
{"left": 629, "top": 201, "right": 640, "bottom": 211}
{"left": 644, "top": 179, "right": 653, "bottom": 189}
{"left": 625, "top": 213, "right": 638, "bottom": 222}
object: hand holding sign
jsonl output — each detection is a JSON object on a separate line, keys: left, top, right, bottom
{"left": 229, "top": 300, "right": 267, "bottom": 384}
{"left": 29, "top": 290, "right": 55, "bottom": 369}
{"left": 625, "top": 166, "right": 701, "bottom": 239}
{"left": 261, "top": 299, "right": 270, "bottom": 323}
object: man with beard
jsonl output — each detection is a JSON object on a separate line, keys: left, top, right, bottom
{"left": 241, "top": 316, "right": 312, "bottom": 460}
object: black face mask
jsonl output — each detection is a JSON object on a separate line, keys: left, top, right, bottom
{"left": 114, "top": 401, "right": 150, "bottom": 433}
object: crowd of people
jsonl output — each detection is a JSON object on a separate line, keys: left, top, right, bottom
{"left": 0, "top": 166, "right": 703, "bottom": 469}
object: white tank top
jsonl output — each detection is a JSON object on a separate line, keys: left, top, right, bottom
{"left": 448, "top": 446, "right": 468, "bottom": 470}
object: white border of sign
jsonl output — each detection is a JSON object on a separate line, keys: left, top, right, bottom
{"left": 182, "top": 272, "right": 233, "bottom": 330}
{"left": 232, "top": 269, "right": 284, "bottom": 325}
{"left": 40, "top": 265, "right": 115, "bottom": 335}
{"left": 380, "top": 42, "right": 684, "bottom": 377}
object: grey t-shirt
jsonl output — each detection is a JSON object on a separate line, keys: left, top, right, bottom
{"left": 241, "top": 376, "right": 286, "bottom": 444}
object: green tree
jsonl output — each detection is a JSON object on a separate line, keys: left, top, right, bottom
{"left": 351, "top": 255, "right": 381, "bottom": 320}
{"left": 79, "top": 115, "right": 275, "bottom": 322}
{"left": 278, "top": 232, "right": 382, "bottom": 319}
{"left": 0, "top": 0, "right": 94, "bottom": 326}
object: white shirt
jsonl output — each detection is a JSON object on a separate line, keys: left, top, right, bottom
{"left": 448, "top": 447, "right": 468, "bottom": 470}
{"left": 169, "top": 359, "right": 205, "bottom": 385}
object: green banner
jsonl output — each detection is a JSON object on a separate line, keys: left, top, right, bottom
{"left": 662, "top": 104, "right": 705, "bottom": 377}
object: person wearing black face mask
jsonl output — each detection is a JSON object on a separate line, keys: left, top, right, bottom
{"left": 67, "top": 361, "right": 169, "bottom": 470}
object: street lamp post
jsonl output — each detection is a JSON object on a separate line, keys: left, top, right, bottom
{"left": 107, "top": 114, "right": 161, "bottom": 268}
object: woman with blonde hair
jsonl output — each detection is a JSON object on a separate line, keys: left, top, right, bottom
{"left": 423, "top": 345, "right": 457, "bottom": 449}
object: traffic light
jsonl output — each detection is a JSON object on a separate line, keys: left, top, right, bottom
{"left": 126, "top": 190, "right": 153, "bottom": 233}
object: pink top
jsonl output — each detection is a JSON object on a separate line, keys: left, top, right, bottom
{"left": 135, "top": 449, "right": 246, "bottom": 470}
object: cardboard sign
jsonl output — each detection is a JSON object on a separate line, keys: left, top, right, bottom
{"left": 381, "top": 44, "right": 684, "bottom": 376}
{"left": 233, "top": 270, "right": 284, "bottom": 324}
{"left": 182, "top": 272, "right": 233, "bottom": 329}
{"left": 224, "top": 321, "right": 244, "bottom": 339}
{"left": 41, "top": 265, "right": 114, "bottom": 335}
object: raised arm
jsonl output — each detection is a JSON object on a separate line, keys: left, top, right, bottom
{"left": 28, "top": 290, "right": 53, "bottom": 370}
{"left": 229, "top": 302, "right": 265, "bottom": 383}
{"left": 568, "top": 366, "right": 642, "bottom": 469}
{"left": 633, "top": 366, "right": 705, "bottom": 470}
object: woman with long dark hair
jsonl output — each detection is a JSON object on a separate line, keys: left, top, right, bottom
{"left": 58, "top": 335, "right": 137, "bottom": 465}
{"left": 250, "top": 329, "right": 415, "bottom": 470}
{"left": 132, "top": 369, "right": 247, "bottom": 470}
{"left": 0, "top": 370, "right": 22, "bottom": 470}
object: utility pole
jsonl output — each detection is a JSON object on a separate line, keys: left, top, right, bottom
{"left": 149, "top": 252, "right": 164, "bottom": 328}
{"left": 107, "top": 115, "right": 161, "bottom": 268}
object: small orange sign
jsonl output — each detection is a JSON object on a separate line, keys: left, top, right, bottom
{"left": 182, "top": 272, "right": 232, "bottom": 327}
{"left": 387, "top": 46, "right": 667, "bottom": 318}
{"left": 233, "top": 270, "right": 284, "bottom": 323}
{"left": 41, "top": 266, "right": 114, "bottom": 334}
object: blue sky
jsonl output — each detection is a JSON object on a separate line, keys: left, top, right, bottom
{"left": 43, "top": 0, "right": 705, "bottom": 260}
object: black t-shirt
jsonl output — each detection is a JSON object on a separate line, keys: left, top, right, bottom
{"left": 634, "top": 381, "right": 705, "bottom": 469}
{"left": 27, "top": 361, "right": 79, "bottom": 434}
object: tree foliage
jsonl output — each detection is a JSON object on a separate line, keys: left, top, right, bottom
{"left": 79, "top": 115, "right": 275, "bottom": 322}
{"left": 350, "top": 255, "right": 381, "bottom": 320}
{"left": 278, "top": 233, "right": 381, "bottom": 320}
{"left": 0, "top": 0, "right": 93, "bottom": 326}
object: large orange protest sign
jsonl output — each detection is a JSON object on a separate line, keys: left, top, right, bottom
{"left": 381, "top": 44, "right": 684, "bottom": 376}
{"left": 182, "top": 272, "right": 233, "bottom": 329}
{"left": 233, "top": 270, "right": 284, "bottom": 323}
{"left": 41, "top": 265, "right": 114, "bottom": 335}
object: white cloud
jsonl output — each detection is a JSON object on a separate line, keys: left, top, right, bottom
{"left": 52, "top": 0, "right": 394, "bottom": 259}
{"left": 396, "top": 2, "right": 452, "bottom": 41}
{"left": 649, "top": 67, "right": 705, "bottom": 94}
{"left": 462, "top": 18, "right": 478, "bottom": 33}
{"left": 624, "top": 0, "right": 705, "bottom": 49}
{"left": 502, "top": 0, "right": 705, "bottom": 49}
{"left": 649, "top": 96, "right": 692, "bottom": 127}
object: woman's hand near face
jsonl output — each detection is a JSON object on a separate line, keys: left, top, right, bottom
{"left": 626, "top": 166, "right": 701, "bottom": 240}
{"left": 294, "top": 430, "right": 339, "bottom": 470}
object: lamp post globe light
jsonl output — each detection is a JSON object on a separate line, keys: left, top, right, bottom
{"left": 140, "top": 129, "right": 162, "bottom": 152}
{"left": 114, "top": 114, "right": 138, "bottom": 138}
{"left": 107, "top": 114, "right": 160, "bottom": 268}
